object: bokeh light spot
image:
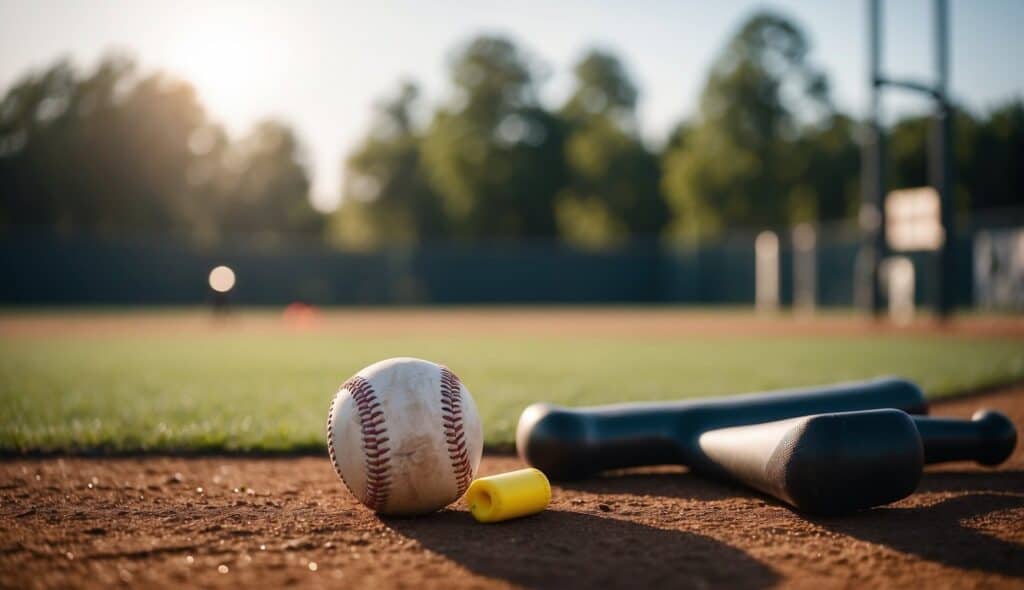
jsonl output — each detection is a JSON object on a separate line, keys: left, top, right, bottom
{"left": 208, "top": 266, "right": 236, "bottom": 293}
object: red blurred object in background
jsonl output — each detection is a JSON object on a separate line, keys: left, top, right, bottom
{"left": 282, "top": 302, "right": 321, "bottom": 330}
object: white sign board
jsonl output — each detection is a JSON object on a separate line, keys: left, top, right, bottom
{"left": 886, "top": 187, "right": 944, "bottom": 252}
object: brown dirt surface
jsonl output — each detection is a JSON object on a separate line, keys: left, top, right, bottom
{"left": 2, "top": 387, "right": 1023, "bottom": 590}
{"left": 3, "top": 307, "right": 1023, "bottom": 340}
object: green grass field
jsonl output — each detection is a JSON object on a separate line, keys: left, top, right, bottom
{"left": 2, "top": 310, "right": 1023, "bottom": 453}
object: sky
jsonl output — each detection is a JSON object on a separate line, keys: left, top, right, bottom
{"left": 1, "top": 0, "right": 1022, "bottom": 211}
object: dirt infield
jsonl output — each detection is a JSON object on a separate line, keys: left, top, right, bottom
{"left": 2, "top": 387, "right": 1023, "bottom": 589}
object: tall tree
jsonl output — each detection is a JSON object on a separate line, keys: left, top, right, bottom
{"left": 562, "top": 50, "right": 638, "bottom": 122}
{"left": 216, "top": 119, "right": 321, "bottom": 239}
{"left": 661, "top": 12, "right": 831, "bottom": 237}
{"left": 331, "top": 82, "right": 444, "bottom": 248}
{"left": 968, "top": 100, "right": 1024, "bottom": 212}
{"left": 421, "top": 36, "right": 566, "bottom": 238}
{"left": 557, "top": 50, "right": 667, "bottom": 247}
{"left": 0, "top": 56, "right": 207, "bottom": 234}
{"left": 791, "top": 113, "right": 860, "bottom": 223}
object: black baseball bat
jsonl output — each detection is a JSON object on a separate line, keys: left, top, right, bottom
{"left": 517, "top": 377, "right": 929, "bottom": 479}
{"left": 692, "top": 408, "right": 1016, "bottom": 514}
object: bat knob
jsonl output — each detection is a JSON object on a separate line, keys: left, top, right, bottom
{"left": 516, "top": 403, "right": 593, "bottom": 480}
{"left": 970, "top": 409, "right": 1017, "bottom": 466}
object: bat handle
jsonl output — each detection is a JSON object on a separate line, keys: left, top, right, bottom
{"left": 914, "top": 410, "right": 1017, "bottom": 466}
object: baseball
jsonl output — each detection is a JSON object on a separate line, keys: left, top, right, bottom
{"left": 326, "top": 357, "right": 483, "bottom": 515}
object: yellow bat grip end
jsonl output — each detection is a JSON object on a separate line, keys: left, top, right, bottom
{"left": 466, "top": 468, "right": 551, "bottom": 523}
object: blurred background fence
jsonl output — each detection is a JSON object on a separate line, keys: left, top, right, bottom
{"left": 4, "top": 217, "right": 1000, "bottom": 308}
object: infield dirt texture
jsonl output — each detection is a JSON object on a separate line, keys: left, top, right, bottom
{"left": 2, "top": 386, "right": 1023, "bottom": 589}
{"left": 1, "top": 309, "right": 1023, "bottom": 588}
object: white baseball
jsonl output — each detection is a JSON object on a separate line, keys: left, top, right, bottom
{"left": 326, "top": 357, "right": 483, "bottom": 516}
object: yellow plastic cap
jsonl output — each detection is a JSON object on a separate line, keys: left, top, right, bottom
{"left": 465, "top": 468, "right": 551, "bottom": 523}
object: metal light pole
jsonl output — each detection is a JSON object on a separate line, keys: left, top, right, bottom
{"left": 860, "top": 0, "right": 955, "bottom": 319}
{"left": 861, "top": 0, "right": 887, "bottom": 317}
{"left": 931, "top": 0, "right": 956, "bottom": 318}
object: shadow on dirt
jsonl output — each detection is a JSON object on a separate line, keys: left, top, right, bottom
{"left": 917, "top": 468, "right": 1024, "bottom": 494}
{"left": 813, "top": 492, "right": 1024, "bottom": 578}
{"left": 555, "top": 467, "right": 1024, "bottom": 578}
{"left": 385, "top": 509, "right": 778, "bottom": 590}
{"left": 560, "top": 467, "right": 1024, "bottom": 503}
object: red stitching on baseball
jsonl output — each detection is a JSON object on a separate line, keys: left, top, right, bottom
{"left": 440, "top": 367, "right": 473, "bottom": 497}
{"left": 327, "top": 376, "right": 392, "bottom": 511}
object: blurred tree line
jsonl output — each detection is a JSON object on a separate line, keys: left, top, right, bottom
{"left": 2, "top": 11, "right": 1022, "bottom": 248}
{"left": 0, "top": 54, "right": 321, "bottom": 243}
{"left": 336, "top": 11, "right": 1023, "bottom": 247}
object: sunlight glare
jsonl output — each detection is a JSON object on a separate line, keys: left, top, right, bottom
{"left": 168, "top": 7, "right": 286, "bottom": 126}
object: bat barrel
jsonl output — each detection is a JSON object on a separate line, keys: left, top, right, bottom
{"left": 696, "top": 409, "right": 924, "bottom": 515}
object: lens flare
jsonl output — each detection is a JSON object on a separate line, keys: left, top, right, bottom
{"left": 208, "top": 266, "right": 236, "bottom": 293}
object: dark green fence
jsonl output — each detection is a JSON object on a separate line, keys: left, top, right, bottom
{"left": 0, "top": 228, "right": 977, "bottom": 307}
